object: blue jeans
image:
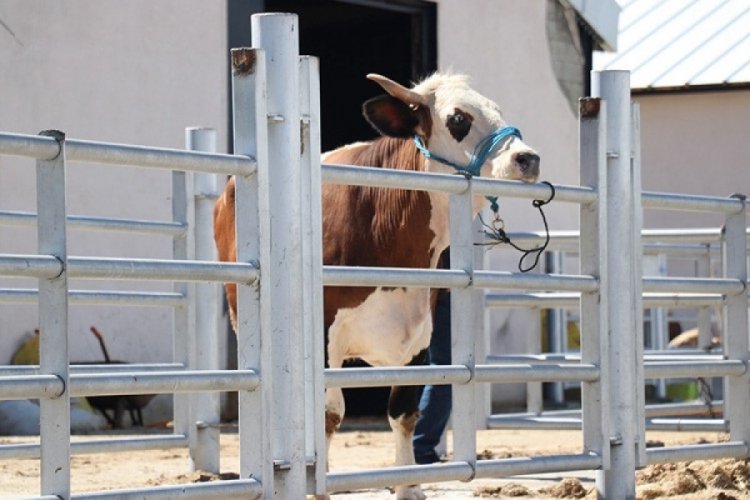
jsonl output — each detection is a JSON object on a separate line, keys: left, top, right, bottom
{"left": 413, "top": 286, "right": 452, "bottom": 464}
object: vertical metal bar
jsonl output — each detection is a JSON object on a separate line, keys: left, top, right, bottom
{"left": 525, "top": 312, "right": 543, "bottom": 414}
{"left": 172, "top": 166, "right": 194, "bottom": 449}
{"left": 578, "top": 97, "right": 610, "bottom": 472}
{"left": 186, "top": 127, "right": 221, "bottom": 473}
{"left": 548, "top": 251, "right": 566, "bottom": 405}
{"left": 252, "top": 13, "right": 307, "bottom": 498}
{"left": 631, "top": 102, "right": 647, "bottom": 468}
{"left": 299, "top": 55, "right": 327, "bottom": 495}
{"left": 36, "top": 130, "right": 70, "bottom": 497}
{"left": 722, "top": 195, "right": 749, "bottom": 445}
{"left": 696, "top": 247, "right": 713, "bottom": 347}
{"left": 474, "top": 218, "right": 491, "bottom": 430}
{"left": 449, "top": 187, "right": 477, "bottom": 475}
{"left": 592, "top": 70, "right": 638, "bottom": 499}
{"left": 231, "top": 46, "right": 273, "bottom": 496}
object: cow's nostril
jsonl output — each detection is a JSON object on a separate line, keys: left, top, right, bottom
{"left": 516, "top": 152, "right": 540, "bottom": 174}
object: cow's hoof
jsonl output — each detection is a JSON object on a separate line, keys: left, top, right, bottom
{"left": 395, "top": 485, "right": 426, "bottom": 500}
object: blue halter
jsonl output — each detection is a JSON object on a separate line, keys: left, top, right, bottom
{"left": 413, "top": 126, "right": 522, "bottom": 212}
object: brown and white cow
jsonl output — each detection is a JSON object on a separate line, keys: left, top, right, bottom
{"left": 214, "top": 72, "right": 539, "bottom": 499}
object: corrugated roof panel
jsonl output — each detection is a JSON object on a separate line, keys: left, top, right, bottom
{"left": 593, "top": 0, "right": 750, "bottom": 90}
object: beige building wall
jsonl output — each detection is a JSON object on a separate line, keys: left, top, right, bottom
{"left": 635, "top": 90, "right": 750, "bottom": 231}
{"left": 0, "top": 1, "right": 228, "bottom": 421}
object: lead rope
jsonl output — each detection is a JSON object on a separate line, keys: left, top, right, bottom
{"left": 475, "top": 181, "right": 556, "bottom": 273}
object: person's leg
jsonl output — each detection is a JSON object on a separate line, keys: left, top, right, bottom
{"left": 413, "top": 287, "right": 452, "bottom": 464}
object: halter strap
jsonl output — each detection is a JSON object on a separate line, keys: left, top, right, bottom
{"left": 413, "top": 126, "right": 522, "bottom": 176}
{"left": 414, "top": 126, "right": 523, "bottom": 212}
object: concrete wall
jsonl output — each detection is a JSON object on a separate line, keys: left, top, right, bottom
{"left": 0, "top": 0, "right": 228, "bottom": 422}
{"left": 635, "top": 90, "right": 750, "bottom": 230}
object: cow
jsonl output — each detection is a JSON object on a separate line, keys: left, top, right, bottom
{"left": 214, "top": 72, "right": 540, "bottom": 499}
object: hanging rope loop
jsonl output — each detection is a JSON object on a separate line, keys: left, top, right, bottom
{"left": 476, "top": 181, "right": 556, "bottom": 273}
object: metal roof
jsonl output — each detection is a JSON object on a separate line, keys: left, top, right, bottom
{"left": 592, "top": 0, "right": 750, "bottom": 91}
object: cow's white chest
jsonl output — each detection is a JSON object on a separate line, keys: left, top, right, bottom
{"left": 327, "top": 287, "right": 433, "bottom": 368}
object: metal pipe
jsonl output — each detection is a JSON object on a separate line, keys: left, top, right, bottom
{"left": 487, "top": 352, "right": 725, "bottom": 364}
{"left": 646, "top": 441, "right": 747, "bottom": 464}
{"left": 325, "top": 366, "right": 471, "bottom": 388}
{"left": 645, "top": 419, "right": 729, "bottom": 432}
{"left": 72, "top": 480, "right": 262, "bottom": 500}
{"left": 644, "top": 360, "right": 746, "bottom": 379}
{"left": 474, "top": 453, "right": 602, "bottom": 479}
{"left": 474, "top": 364, "right": 599, "bottom": 383}
{"left": 69, "top": 370, "right": 260, "bottom": 397}
{"left": 187, "top": 127, "right": 222, "bottom": 473}
{"left": 322, "top": 163, "right": 467, "bottom": 194}
{"left": 0, "top": 288, "right": 186, "bottom": 307}
{"left": 327, "top": 462, "right": 474, "bottom": 493}
{"left": 0, "top": 132, "right": 60, "bottom": 159}
{"left": 642, "top": 191, "right": 745, "bottom": 214}
{"left": 486, "top": 292, "right": 580, "bottom": 309}
{"left": 488, "top": 400, "right": 724, "bottom": 421}
{"left": 472, "top": 177, "right": 597, "bottom": 205}
{"left": 0, "top": 375, "right": 65, "bottom": 399}
{"left": 0, "top": 210, "right": 186, "bottom": 236}
{"left": 485, "top": 291, "right": 724, "bottom": 309}
{"left": 0, "top": 434, "right": 189, "bottom": 460}
{"left": 643, "top": 276, "right": 745, "bottom": 295}
{"left": 322, "top": 163, "right": 597, "bottom": 205}
{"left": 323, "top": 266, "right": 469, "bottom": 288}
{"left": 67, "top": 257, "right": 257, "bottom": 284}
{"left": 0, "top": 131, "right": 256, "bottom": 176}
{"left": 486, "top": 417, "right": 729, "bottom": 432}
{"left": 473, "top": 271, "right": 599, "bottom": 292}
{"left": 0, "top": 254, "right": 62, "bottom": 278}
{"left": 67, "top": 139, "right": 256, "bottom": 176}
{"left": 253, "top": 13, "right": 308, "bottom": 497}
{"left": 0, "top": 364, "right": 184, "bottom": 376}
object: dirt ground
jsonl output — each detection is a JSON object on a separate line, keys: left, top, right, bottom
{"left": 0, "top": 425, "right": 748, "bottom": 499}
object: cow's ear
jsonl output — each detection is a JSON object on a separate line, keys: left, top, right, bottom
{"left": 362, "top": 95, "right": 420, "bottom": 138}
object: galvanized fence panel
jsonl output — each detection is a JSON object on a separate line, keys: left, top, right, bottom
{"left": 0, "top": 13, "right": 748, "bottom": 499}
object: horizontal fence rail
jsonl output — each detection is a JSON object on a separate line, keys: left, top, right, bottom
{"left": 0, "top": 255, "right": 259, "bottom": 284}
{"left": 0, "top": 210, "right": 186, "bottom": 236}
{"left": 0, "top": 434, "right": 189, "bottom": 460}
{"left": 0, "top": 288, "right": 186, "bottom": 307}
{"left": 0, "top": 131, "right": 256, "bottom": 176}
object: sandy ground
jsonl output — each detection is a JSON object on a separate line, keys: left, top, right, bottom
{"left": 0, "top": 425, "right": 748, "bottom": 499}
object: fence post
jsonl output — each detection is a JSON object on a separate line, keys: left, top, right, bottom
{"left": 450, "top": 184, "right": 478, "bottom": 476}
{"left": 36, "top": 130, "right": 71, "bottom": 497}
{"left": 630, "top": 102, "right": 647, "bottom": 468}
{"left": 592, "top": 70, "right": 642, "bottom": 499}
{"left": 721, "top": 194, "right": 748, "bottom": 445}
{"left": 298, "top": 55, "right": 326, "bottom": 495}
{"left": 578, "top": 97, "right": 610, "bottom": 473}
{"left": 474, "top": 218, "right": 491, "bottom": 430}
{"left": 251, "top": 13, "right": 307, "bottom": 498}
{"left": 172, "top": 160, "right": 194, "bottom": 454}
{"left": 231, "top": 46, "right": 273, "bottom": 496}
{"left": 186, "top": 127, "right": 222, "bottom": 473}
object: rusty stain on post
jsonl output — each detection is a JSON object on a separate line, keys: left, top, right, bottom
{"left": 231, "top": 48, "right": 257, "bottom": 76}
{"left": 579, "top": 98, "right": 601, "bottom": 119}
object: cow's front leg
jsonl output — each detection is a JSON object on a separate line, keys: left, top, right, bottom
{"left": 388, "top": 349, "right": 428, "bottom": 500}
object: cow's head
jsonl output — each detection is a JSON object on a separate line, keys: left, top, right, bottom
{"left": 363, "top": 73, "right": 539, "bottom": 183}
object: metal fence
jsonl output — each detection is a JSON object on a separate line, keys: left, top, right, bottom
{"left": 0, "top": 12, "right": 748, "bottom": 500}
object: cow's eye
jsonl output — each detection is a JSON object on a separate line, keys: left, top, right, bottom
{"left": 446, "top": 109, "right": 473, "bottom": 142}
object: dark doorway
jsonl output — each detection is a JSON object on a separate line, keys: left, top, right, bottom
{"left": 227, "top": 0, "right": 437, "bottom": 417}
